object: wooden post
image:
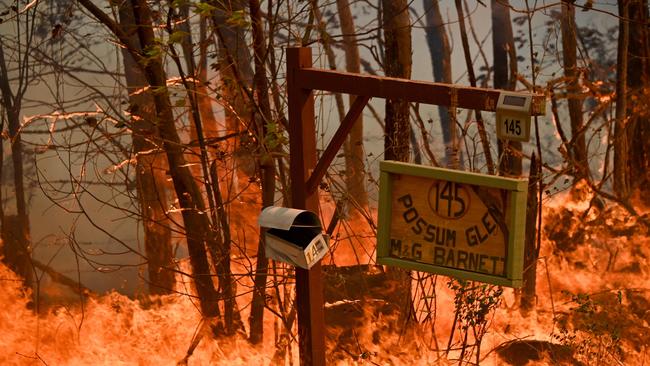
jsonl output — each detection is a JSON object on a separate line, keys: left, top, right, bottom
{"left": 287, "top": 47, "right": 326, "bottom": 366}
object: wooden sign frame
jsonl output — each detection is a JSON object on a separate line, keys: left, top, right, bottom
{"left": 376, "top": 161, "right": 528, "bottom": 287}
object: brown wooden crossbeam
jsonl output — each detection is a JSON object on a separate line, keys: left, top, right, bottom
{"left": 296, "top": 68, "right": 546, "bottom": 116}
{"left": 306, "top": 95, "right": 371, "bottom": 194}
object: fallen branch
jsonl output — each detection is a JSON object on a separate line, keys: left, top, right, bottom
{"left": 32, "top": 259, "right": 93, "bottom": 297}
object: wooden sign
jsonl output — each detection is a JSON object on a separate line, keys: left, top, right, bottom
{"left": 376, "top": 161, "right": 528, "bottom": 287}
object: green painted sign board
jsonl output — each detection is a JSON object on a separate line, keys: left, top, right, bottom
{"left": 376, "top": 161, "right": 528, "bottom": 287}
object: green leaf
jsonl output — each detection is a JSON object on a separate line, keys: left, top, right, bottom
{"left": 171, "top": 0, "right": 190, "bottom": 8}
{"left": 226, "top": 10, "right": 249, "bottom": 27}
{"left": 168, "top": 30, "right": 190, "bottom": 44}
{"left": 152, "top": 86, "right": 168, "bottom": 95}
{"left": 194, "top": 2, "right": 217, "bottom": 16}
{"left": 143, "top": 44, "right": 162, "bottom": 59}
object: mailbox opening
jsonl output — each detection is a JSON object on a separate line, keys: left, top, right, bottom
{"left": 258, "top": 206, "right": 329, "bottom": 269}
{"left": 266, "top": 211, "right": 322, "bottom": 249}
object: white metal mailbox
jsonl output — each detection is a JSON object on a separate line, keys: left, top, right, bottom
{"left": 496, "top": 91, "right": 533, "bottom": 142}
{"left": 258, "top": 206, "right": 329, "bottom": 269}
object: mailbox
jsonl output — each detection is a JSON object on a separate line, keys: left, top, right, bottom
{"left": 496, "top": 91, "right": 533, "bottom": 142}
{"left": 258, "top": 206, "right": 329, "bottom": 269}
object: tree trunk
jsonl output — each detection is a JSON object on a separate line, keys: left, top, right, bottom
{"left": 336, "top": 0, "right": 369, "bottom": 209}
{"left": 561, "top": 1, "right": 588, "bottom": 182}
{"left": 614, "top": 0, "right": 630, "bottom": 199}
{"left": 128, "top": 0, "right": 221, "bottom": 318}
{"left": 491, "top": 0, "right": 534, "bottom": 311}
{"left": 210, "top": 0, "right": 255, "bottom": 195}
{"left": 174, "top": 3, "right": 244, "bottom": 334}
{"left": 382, "top": 0, "right": 412, "bottom": 162}
{"left": 0, "top": 45, "right": 32, "bottom": 288}
{"left": 423, "top": 0, "right": 453, "bottom": 165}
{"left": 453, "top": 0, "right": 494, "bottom": 174}
{"left": 627, "top": 0, "right": 650, "bottom": 204}
{"left": 248, "top": 0, "right": 276, "bottom": 344}
{"left": 382, "top": 0, "right": 413, "bottom": 324}
{"left": 117, "top": 0, "right": 175, "bottom": 296}
{"left": 178, "top": 7, "right": 220, "bottom": 138}
{"left": 177, "top": 3, "right": 216, "bottom": 183}
{"left": 520, "top": 153, "right": 538, "bottom": 314}
{"left": 210, "top": 0, "right": 253, "bottom": 111}
{"left": 180, "top": 3, "right": 246, "bottom": 335}
{"left": 491, "top": 0, "right": 521, "bottom": 177}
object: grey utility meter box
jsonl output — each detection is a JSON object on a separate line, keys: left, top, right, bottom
{"left": 496, "top": 91, "right": 533, "bottom": 142}
{"left": 258, "top": 206, "right": 329, "bottom": 269}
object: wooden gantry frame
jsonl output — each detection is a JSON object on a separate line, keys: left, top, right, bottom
{"left": 286, "top": 47, "right": 545, "bottom": 366}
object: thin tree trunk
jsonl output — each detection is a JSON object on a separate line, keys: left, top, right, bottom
{"left": 0, "top": 45, "right": 32, "bottom": 288}
{"left": 178, "top": 2, "right": 213, "bottom": 182}
{"left": 172, "top": 5, "right": 249, "bottom": 335}
{"left": 210, "top": 0, "right": 253, "bottom": 120}
{"left": 382, "top": 0, "right": 413, "bottom": 324}
{"left": 248, "top": 0, "right": 276, "bottom": 344}
{"left": 491, "top": 0, "right": 521, "bottom": 177}
{"left": 175, "top": 3, "right": 245, "bottom": 334}
{"left": 423, "top": 0, "right": 454, "bottom": 165}
{"left": 178, "top": 8, "right": 220, "bottom": 137}
{"left": 627, "top": 0, "right": 650, "bottom": 205}
{"left": 382, "top": 0, "right": 412, "bottom": 162}
{"left": 614, "top": 0, "right": 630, "bottom": 199}
{"left": 129, "top": 0, "right": 221, "bottom": 318}
{"left": 0, "top": 101, "right": 3, "bottom": 271}
{"left": 210, "top": 0, "right": 255, "bottom": 197}
{"left": 118, "top": 0, "right": 175, "bottom": 296}
{"left": 561, "top": 1, "right": 588, "bottom": 182}
{"left": 453, "top": 0, "right": 494, "bottom": 174}
{"left": 77, "top": 0, "right": 224, "bottom": 316}
{"left": 173, "top": 11, "right": 228, "bottom": 322}
{"left": 311, "top": 2, "right": 346, "bottom": 124}
{"left": 491, "top": 0, "right": 533, "bottom": 311}
{"left": 336, "top": 0, "right": 368, "bottom": 209}
{"left": 311, "top": 0, "right": 362, "bottom": 220}
{"left": 520, "top": 153, "right": 538, "bottom": 314}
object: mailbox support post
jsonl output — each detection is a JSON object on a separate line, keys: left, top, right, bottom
{"left": 287, "top": 47, "right": 326, "bottom": 366}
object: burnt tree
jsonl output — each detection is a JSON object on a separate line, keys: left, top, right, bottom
{"left": 423, "top": 0, "right": 454, "bottom": 165}
{"left": 79, "top": 0, "right": 222, "bottom": 320}
{"left": 381, "top": 0, "right": 414, "bottom": 323}
{"left": 117, "top": 0, "right": 175, "bottom": 296}
{"left": 561, "top": 0, "right": 588, "bottom": 182}
{"left": 491, "top": 0, "right": 521, "bottom": 177}
{"left": 0, "top": 15, "right": 34, "bottom": 289}
{"left": 627, "top": 0, "right": 650, "bottom": 204}
{"left": 248, "top": 0, "right": 277, "bottom": 344}
{"left": 614, "top": 0, "right": 630, "bottom": 199}
{"left": 337, "top": 0, "right": 369, "bottom": 210}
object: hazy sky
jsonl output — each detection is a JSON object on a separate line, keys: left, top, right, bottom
{"left": 0, "top": 0, "right": 621, "bottom": 294}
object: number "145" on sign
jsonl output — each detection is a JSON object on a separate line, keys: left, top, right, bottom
{"left": 496, "top": 115, "right": 530, "bottom": 142}
{"left": 503, "top": 119, "right": 522, "bottom": 136}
